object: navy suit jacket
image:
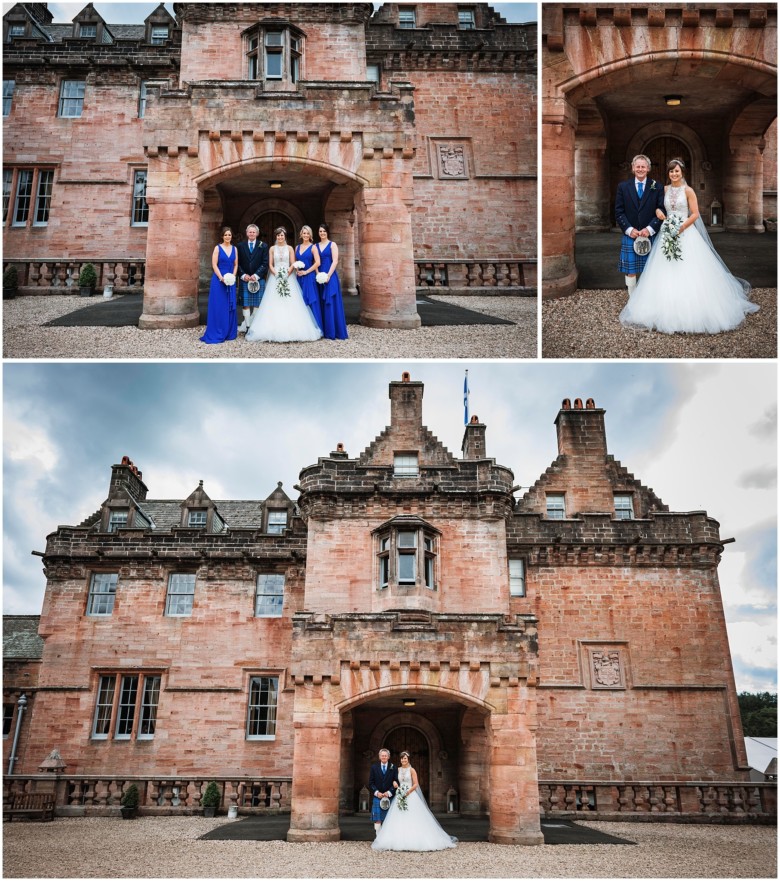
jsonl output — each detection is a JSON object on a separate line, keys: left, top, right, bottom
{"left": 369, "top": 762, "right": 398, "bottom": 799}
{"left": 237, "top": 240, "right": 269, "bottom": 281}
{"left": 615, "top": 179, "right": 665, "bottom": 236}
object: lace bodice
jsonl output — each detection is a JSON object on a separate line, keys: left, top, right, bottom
{"left": 398, "top": 767, "right": 413, "bottom": 788}
{"left": 273, "top": 244, "right": 291, "bottom": 270}
{"left": 664, "top": 186, "right": 690, "bottom": 219}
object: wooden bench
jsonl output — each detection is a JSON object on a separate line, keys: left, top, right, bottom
{"left": 3, "top": 792, "right": 56, "bottom": 822}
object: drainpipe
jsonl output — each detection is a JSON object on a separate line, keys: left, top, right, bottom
{"left": 7, "top": 693, "right": 27, "bottom": 775}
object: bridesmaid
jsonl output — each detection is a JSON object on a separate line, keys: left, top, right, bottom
{"left": 200, "top": 226, "right": 238, "bottom": 344}
{"left": 315, "top": 222, "right": 348, "bottom": 340}
{"left": 294, "top": 225, "right": 324, "bottom": 332}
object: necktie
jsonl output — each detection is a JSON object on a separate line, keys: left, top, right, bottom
{"left": 637, "top": 182, "right": 644, "bottom": 198}
{"left": 381, "top": 765, "right": 386, "bottom": 773}
{"left": 249, "top": 242, "right": 254, "bottom": 252}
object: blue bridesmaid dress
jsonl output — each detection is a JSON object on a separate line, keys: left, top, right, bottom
{"left": 295, "top": 244, "right": 324, "bottom": 332}
{"left": 200, "top": 244, "right": 237, "bottom": 344}
{"left": 316, "top": 241, "right": 348, "bottom": 340}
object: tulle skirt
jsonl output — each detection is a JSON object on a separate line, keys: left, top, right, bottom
{"left": 620, "top": 223, "right": 759, "bottom": 334}
{"left": 246, "top": 271, "right": 323, "bottom": 343}
{"left": 371, "top": 790, "right": 457, "bottom": 852}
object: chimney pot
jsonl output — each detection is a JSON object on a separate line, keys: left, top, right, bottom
{"left": 574, "top": 398, "right": 583, "bottom": 409}
{"left": 562, "top": 398, "right": 571, "bottom": 410}
{"left": 586, "top": 398, "right": 596, "bottom": 409}
{"left": 401, "top": 371, "right": 411, "bottom": 382}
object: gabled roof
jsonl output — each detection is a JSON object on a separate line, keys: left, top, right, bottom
{"left": 745, "top": 737, "right": 778, "bottom": 775}
{"left": 3, "top": 615, "right": 44, "bottom": 660}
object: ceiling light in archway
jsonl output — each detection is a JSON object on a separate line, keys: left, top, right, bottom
{"left": 664, "top": 95, "right": 682, "bottom": 107}
{"left": 402, "top": 699, "right": 416, "bottom": 707}
{"left": 269, "top": 180, "right": 283, "bottom": 188}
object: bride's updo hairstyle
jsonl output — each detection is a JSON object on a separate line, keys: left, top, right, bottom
{"left": 400, "top": 751, "right": 411, "bottom": 760}
{"left": 667, "top": 158, "right": 687, "bottom": 183}
{"left": 274, "top": 226, "right": 287, "bottom": 240}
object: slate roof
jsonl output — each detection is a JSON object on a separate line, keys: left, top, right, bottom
{"left": 73, "top": 500, "right": 290, "bottom": 531}
{"left": 3, "top": 615, "right": 44, "bottom": 659}
{"left": 44, "top": 22, "right": 147, "bottom": 41}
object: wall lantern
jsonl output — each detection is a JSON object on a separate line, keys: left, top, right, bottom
{"left": 269, "top": 180, "right": 283, "bottom": 189}
{"left": 664, "top": 95, "right": 682, "bottom": 106}
{"left": 447, "top": 787, "right": 459, "bottom": 813}
{"left": 710, "top": 200, "right": 722, "bottom": 227}
{"left": 359, "top": 786, "right": 370, "bottom": 813}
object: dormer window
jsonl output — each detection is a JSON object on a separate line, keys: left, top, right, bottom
{"left": 246, "top": 24, "right": 304, "bottom": 85}
{"left": 79, "top": 24, "right": 97, "bottom": 38}
{"left": 375, "top": 517, "right": 439, "bottom": 592}
{"left": 188, "top": 509, "right": 207, "bottom": 527}
{"left": 150, "top": 26, "right": 169, "bottom": 45}
{"left": 266, "top": 510, "right": 288, "bottom": 534}
{"left": 107, "top": 509, "right": 129, "bottom": 533}
{"left": 398, "top": 8, "right": 417, "bottom": 28}
{"left": 394, "top": 453, "right": 419, "bottom": 477}
{"left": 6, "top": 24, "right": 26, "bottom": 42}
{"left": 458, "top": 8, "right": 476, "bottom": 29}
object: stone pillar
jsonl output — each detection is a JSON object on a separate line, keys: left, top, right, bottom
{"left": 487, "top": 697, "right": 543, "bottom": 845}
{"left": 542, "top": 99, "right": 578, "bottom": 298}
{"left": 459, "top": 708, "right": 488, "bottom": 815}
{"left": 324, "top": 194, "right": 358, "bottom": 297}
{"left": 287, "top": 709, "right": 342, "bottom": 842}
{"left": 357, "top": 187, "right": 420, "bottom": 328}
{"left": 723, "top": 136, "right": 765, "bottom": 233}
{"left": 575, "top": 134, "right": 610, "bottom": 231}
{"left": 139, "top": 181, "right": 203, "bottom": 329}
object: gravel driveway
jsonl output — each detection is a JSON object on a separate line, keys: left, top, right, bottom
{"left": 2, "top": 295, "right": 537, "bottom": 360}
{"left": 542, "top": 288, "right": 776, "bottom": 359}
{"left": 3, "top": 817, "right": 776, "bottom": 878}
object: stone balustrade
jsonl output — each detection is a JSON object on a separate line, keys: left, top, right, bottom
{"left": 414, "top": 259, "right": 537, "bottom": 295}
{"left": 3, "top": 775, "right": 291, "bottom": 816}
{"left": 539, "top": 781, "right": 777, "bottom": 823}
{"left": 3, "top": 259, "right": 146, "bottom": 294}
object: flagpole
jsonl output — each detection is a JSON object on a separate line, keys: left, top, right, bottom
{"left": 463, "top": 370, "right": 470, "bottom": 425}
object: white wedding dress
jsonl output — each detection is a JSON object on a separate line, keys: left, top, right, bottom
{"left": 371, "top": 767, "right": 457, "bottom": 852}
{"left": 620, "top": 186, "right": 759, "bottom": 334}
{"left": 246, "top": 245, "right": 323, "bottom": 342}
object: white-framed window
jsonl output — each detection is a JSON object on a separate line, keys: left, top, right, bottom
{"left": 255, "top": 574, "right": 284, "bottom": 617}
{"left": 398, "top": 7, "right": 417, "bottom": 28}
{"left": 79, "top": 23, "right": 97, "bottom": 38}
{"left": 58, "top": 80, "right": 85, "bottom": 117}
{"left": 7, "top": 24, "right": 26, "bottom": 41}
{"left": 92, "top": 673, "right": 161, "bottom": 740}
{"left": 3, "top": 79, "right": 15, "bottom": 116}
{"left": 375, "top": 520, "right": 438, "bottom": 591}
{"left": 107, "top": 508, "right": 129, "bottom": 533}
{"left": 12, "top": 169, "right": 32, "bottom": 226}
{"left": 3, "top": 704, "right": 15, "bottom": 738}
{"left": 509, "top": 559, "right": 526, "bottom": 597}
{"left": 246, "top": 24, "right": 303, "bottom": 83}
{"left": 246, "top": 676, "right": 278, "bottom": 739}
{"left": 188, "top": 509, "right": 207, "bottom": 527}
{"left": 3, "top": 169, "right": 13, "bottom": 222}
{"left": 546, "top": 493, "right": 566, "bottom": 520}
{"left": 165, "top": 573, "right": 196, "bottom": 616}
{"left": 87, "top": 573, "right": 118, "bottom": 616}
{"left": 366, "top": 64, "right": 380, "bottom": 86}
{"left": 131, "top": 169, "right": 149, "bottom": 226}
{"left": 138, "top": 80, "right": 148, "bottom": 117}
{"left": 33, "top": 169, "right": 53, "bottom": 226}
{"left": 150, "top": 26, "right": 169, "bottom": 45}
{"left": 394, "top": 453, "right": 419, "bottom": 477}
{"left": 614, "top": 494, "right": 634, "bottom": 520}
{"left": 266, "top": 510, "right": 287, "bottom": 535}
{"left": 458, "top": 8, "right": 476, "bottom": 29}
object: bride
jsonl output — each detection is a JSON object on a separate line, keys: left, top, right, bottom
{"left": 620, "top": 158, "right": 759, "bottom": 334}
{"left": 372, "top": 752, "right": 457, "bottom": 852}
{"left": 246, "top": 227, "right": 323, "bottom": 343}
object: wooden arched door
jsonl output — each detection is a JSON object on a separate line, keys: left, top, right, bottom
{"left": 255, "top": 210, "right": 296, "bottom": 248}
{"left": 385, "top": 726, "right": 430, "bottom": 801}
{"left": 642, "top": 136, "right": 693, "bottom": 187}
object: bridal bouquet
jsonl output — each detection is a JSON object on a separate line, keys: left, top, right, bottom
{"left": 396, "top": 784, "right": 410, "bottom": 811}
{"left": 316, "top": 272, "right": 329, "bottom": 284}
{"left": 276, "top": 266, "right": 291, "bottom": 297}
{"left": 660, "top": 215, "right": 683, "bottom": 261}
{"left": 292, "top": 260, "right": 305, "bottom": 271}
{"left": 222, "top": 272, "right": 236, "bottom": 287}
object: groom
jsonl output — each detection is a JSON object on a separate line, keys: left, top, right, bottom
{"left": 615, "top": 154, "right": 665, "bottom": 298}
{"left": 369, "top": 748, "right": 398, "bottom": 836}
{"left": 237, "top": 224, "right": 269, "bottom": 332}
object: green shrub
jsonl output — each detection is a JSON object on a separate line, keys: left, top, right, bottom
{"left": 120, "top": 783, "right": 140, "bottom": 809}
{"left": 3, "top": 265, "right": 18, "bottom": 289}
{"left": 202, "top": 781, "right": 221, "bottom": 808}
{"left": 78, "top": 263, "right": 98, "bottom": 287}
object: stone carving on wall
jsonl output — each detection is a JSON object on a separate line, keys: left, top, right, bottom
{"left": 436, "top": 143, "right": 469, "bottom": 180}
{"left": 588, "top": 648, "right": 626, "bottom": 689}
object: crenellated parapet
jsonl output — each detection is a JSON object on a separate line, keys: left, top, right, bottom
{"left": 174, "top": 3, "right": 374, "bottom": 26}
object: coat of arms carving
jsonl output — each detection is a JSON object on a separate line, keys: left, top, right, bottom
{"left": 438, "top": 145, "right": 467, "bottom": 178}
{"left": 590, "top": 649, "right": 623, "bottom": 688}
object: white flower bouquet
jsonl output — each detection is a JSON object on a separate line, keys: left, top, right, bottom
{"left": 660, "top": 215, "right": 683, "bottom": 261}
{"left": 222, "top": 272, "right": 236, "bottom": 286}
{"left": 316, "top": 272, "right": 329, "bottom": 284}
{"left": 396, "top": 784, "right": 410, "bottom": 811}
{"left": 277, "top": 266, "right": 291, "bottom": 297}
{"left": 292, "top": 260, "right": 305, "bottom": 270}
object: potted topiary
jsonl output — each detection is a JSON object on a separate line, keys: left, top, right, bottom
{"left": 120, "top": 783, "right": 140, "bottom": 819}
{"left": 3, "top": 264, "right": 18, "bottom": 300}
{"left": 78, "top": 262, "right": 98, "bottom": 297}
{"left": 201, "top": 781, "right": 220, "bottom": 818}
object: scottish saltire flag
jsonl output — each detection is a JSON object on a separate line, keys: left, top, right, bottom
{"left": 463, "top": 371, "right": 470, "bottom": 425}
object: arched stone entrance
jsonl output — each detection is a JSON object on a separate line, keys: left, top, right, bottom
{"left": 542, "top": 4, "right": 777, "bottom": 297}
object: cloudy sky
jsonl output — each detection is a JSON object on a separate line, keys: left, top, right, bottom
{"left": 3, "top": 361, "right": 776, "bottom": 694}
{"left": 43, "top": 2, "right": 537, "bottom": 24}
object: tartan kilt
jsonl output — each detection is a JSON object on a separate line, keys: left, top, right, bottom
{"left": 618, "top": 234, "right": 652, "bottom": 274}
{"left": 371, "top": 796, "right": 389, "bottom": 823}
{"left": 240, "top": 278, "right": 265, "bottom": 308}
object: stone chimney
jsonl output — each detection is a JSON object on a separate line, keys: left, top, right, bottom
{"left": 108, "top": 456, "right": 148, "bottom": 502}
{"left": 389, "top": 371, "right": 424, "bottom": 429}
{"left": 461, "top": 415, "right": 486, "bottom": 460}
{"left": 555, "top": 397, "right": 607, "bottom": 459}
